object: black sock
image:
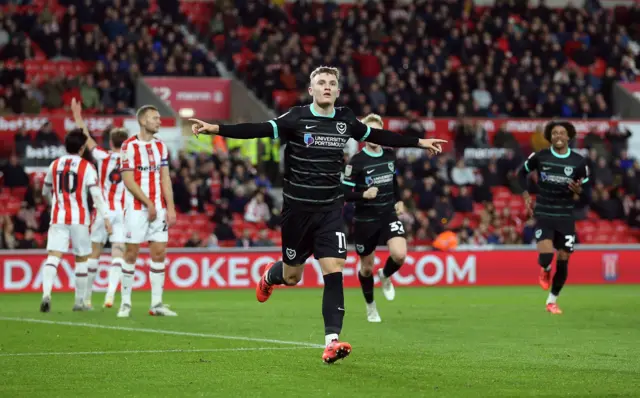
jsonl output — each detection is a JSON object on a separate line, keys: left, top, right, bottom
{"left": 551, "top": 260, "right": 569, "bottom": 296}
{"left": 382, "top": 256, "right": 402, "bottom": 278}
{"left": 322, "top": 272, "right": 345, "bottom": 336}
{"left": 265, "top": 261, "right": 285, "bottom": 285}
{"left": 358, "top": 271, "right": 374, "bottom": 304}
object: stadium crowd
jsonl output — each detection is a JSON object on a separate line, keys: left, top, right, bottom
{"left": 0, "top": 0, "right": 217, "bottom": 115}
{"left": 213, "top": 0, "right": 640, "bottom": 119}
{"left": 0, "top": 0, "right": 639, "bottom": 249}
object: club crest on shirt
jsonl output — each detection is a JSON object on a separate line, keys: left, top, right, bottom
{"left": 344, "top": 165, "right": 352, "bottom": 177}
{"left": 564, "top": 166, "right": 574, "bottom": 176}
{"left": 356, "top": 244, "right": 365, "bottom": 254}
{"left": 535, "top": 229, "right": 542, "bottom": 239}
{"left": 388, "top": 162, "right": 394, "bottom": 172}
{"left": 336, "top": 122, "right": 347, "bottom": 134}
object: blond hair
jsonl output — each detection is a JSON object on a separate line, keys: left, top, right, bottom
{"left": 360, "top": 113, "right": 383, "bottom": 127}
{"left": 136, "top": 105, "right": 159, "bottom": 123}
{"left": 309, "top": 66, "right": 340, "bottom": 83}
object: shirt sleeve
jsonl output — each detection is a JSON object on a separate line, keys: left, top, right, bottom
{"left": 341, "top": 156, "right": 360, "bottom": 188}
{"left": 517, "top": 152, "right": 539, "bottom": 191}
{"left": 268, "top": 107, "right": 299, "bottom": 140}
{"left": 351, "top": 119, "right": 372, "bottom": 142}
{"left": 91, "top": 146, "right": 109, "bottom": 161}
{"left": 577, "top": 161, "right": 590, "bottom": 184}
{"left": 160, "top": 141, "right": 169, "bottom": 167}
{"left": 522, "top": 152, "right": 540, "bottom": 173}
{"left": 84, "top": 162, "right": 98, "bottom": 188}
{"left": 44, "top": 162, "right": 54, "bottom": 186}
{"left": 120, "top": 140, "right": 135, "bottom": 172}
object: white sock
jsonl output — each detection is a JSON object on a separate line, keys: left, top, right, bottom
{"left": 42, "top": 255, "right": 61, "bottom": 299}
{"left": 106, "top": 258, "right": 123, "bottom": 300}
{"left": 74, "top": 261, "right": 88, "bottom": 305}
{"left": 120, "top": 262, "right": 135, "bottom": 306}
{"left": 150, "top": 261, "right": 166, "bottom": 307}
{"left": 85, "top": 258, "right": 99, "bottom": 303}
{"left": 546, "top": 293, "right": 558, "bottom": 305}
{"left": 325, "top": 333, "right": 339, "bottom": 346}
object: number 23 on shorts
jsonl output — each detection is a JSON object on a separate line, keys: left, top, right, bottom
{"left": 564, "top": 234, "right": 575, "bottom": 249}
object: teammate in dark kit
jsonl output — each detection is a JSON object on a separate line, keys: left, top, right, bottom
{"left": 342, "top": 114, "right": 407, "bottom": 323}
{"left": 518, "top": 121, "right": 591, "bottom": 315}
{"left": 189, "top": 66, "right": 447, "bottom": 363}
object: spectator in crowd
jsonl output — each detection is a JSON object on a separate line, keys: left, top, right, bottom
{"left": 2, "top": 155, "right": 29, "bottom": 188}
{"left": 244, "top": 191, "right": 270, "bottom": 223}
{"left": 254, "top": 229, "right": 274, "bottom": 247}
{"left": 34, "top": 122, "right": 60, "bottom": 147}
{"left": 1, "top": 217, "right": 17, "bottom": 250}
{"left": 451, "top": 159, "right": 476, "bottom": 186}
{"left": 205, "top": 233, "right": 219, "bottom": 248}
{"left": 235, "top": 228, "right": 254, "bottom": 248}
{"left": 453, "top": 186, "right": 474, "bottom": 213}
{"left": 185, "top": 232, "right": 203, "bottom": 248}
{"left": 17, "top": 228, "right": 38, "bottom": 249}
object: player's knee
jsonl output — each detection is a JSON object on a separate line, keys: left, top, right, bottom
{"left": 111, "top": 242, "right": 125, "bottom": 259}
{"left": 90, "top": 245, "right": 102, "bottom": 258}
{"left": 390, "top": 250, "right": 406, "bottom": 266}
{"left": 283, "top": 273, "right": 301, "bottom": 286}
{"left": 150, "top": 253, "right": 165, "bottom": 263}
{"left": 124, "top": 244, "right": 139, "bottom": 263}
{"left": 359, "top": 264, "right": 373, "bottom": 277}
{"left": 557, "top": 251, "right": 571, "bottom": 261}
{"left": 538, "top": 253, "right": 554, "bottom": 267}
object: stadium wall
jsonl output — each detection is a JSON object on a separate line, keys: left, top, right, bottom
{"left": 1, "top": 247, "right": 638, "bottom": 292}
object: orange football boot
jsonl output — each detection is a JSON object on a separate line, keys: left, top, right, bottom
{"left": 322, "top": 340, "right": 352, "bottom": 364}
{"left": 546, "top": 303, "right": 563, "bottom": 314}
{"left": 256, "top": 262, "right": 275, "bottom": 303}
{"left": 539, "top": 268, "right": 551, "bottom": 290}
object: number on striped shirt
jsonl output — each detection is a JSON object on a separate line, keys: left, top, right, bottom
{"left": 57, "top": 170, "right": 78, "bottom": 194}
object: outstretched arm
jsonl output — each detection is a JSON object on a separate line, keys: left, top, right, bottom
{"left": 190, "top": 109, "right": 295, "bottom": 140}
{"left": 191, "top": 120, "right": 275, "bottom": 139}
{"left": 352, "top": 122, "right": 446, "bottom": 153}
{"left": 71, "top": 98, "right": 98, "bottom": 151}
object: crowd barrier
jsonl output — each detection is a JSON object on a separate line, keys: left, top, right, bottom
{"left": 1, "top": 246, "right": 639, "bottom": 292}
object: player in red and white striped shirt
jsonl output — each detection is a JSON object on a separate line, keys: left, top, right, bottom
{"left": 71, "top": 99, "right": 128, "bottom": 309}
{"left": 41, "top": 129, "right": 111, "bottom": 313}
{"left": 118, "top": 105, "right": 177, "bottom": 318}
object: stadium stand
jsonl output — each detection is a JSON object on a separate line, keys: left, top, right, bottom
{"left": 0, "top": 0, "right": 218, "bottom": 114}
{"left": 0, "top": 0, "right": 639, "bottom": 248}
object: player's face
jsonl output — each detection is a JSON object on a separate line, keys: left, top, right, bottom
{"left": 365, "top": 121, "right": 383, "bottom": 151}
{"left": 551, "top": 127, "right": 569, "bottom": 149}
{"left": 308, "top": 73, "right": 340, "bottom": 107}
{"left": 141, "top": 110, "right": 161, "bottom": 134}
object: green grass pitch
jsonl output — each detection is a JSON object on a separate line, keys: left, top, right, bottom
{"left": 1, "top": 286, "right": 639, "bottom": 397}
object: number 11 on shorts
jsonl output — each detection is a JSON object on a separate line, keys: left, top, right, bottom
{"left": 336, "top": 232, "right": 347, "bottom": 254}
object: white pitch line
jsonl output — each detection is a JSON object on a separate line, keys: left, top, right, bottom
{"left": 0, "top": 317, "right": 324, "bottom": 348}
{"left": 0, "top": 347, "right": 314, "bottom": 358}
